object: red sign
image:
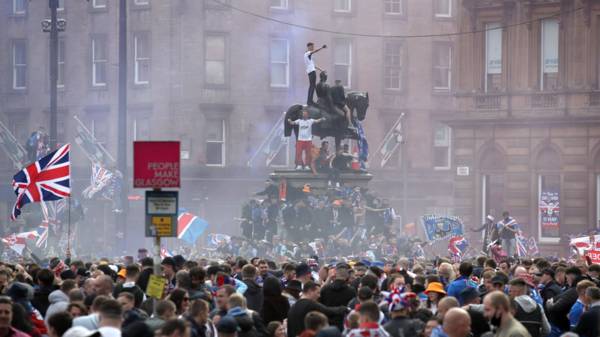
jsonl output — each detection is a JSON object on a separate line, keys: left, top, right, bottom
{"left": 134, "top": 141, "right": 180, "bottom": 188}
{"left": 586, "top": 249, "right": 600, "bottom": 264}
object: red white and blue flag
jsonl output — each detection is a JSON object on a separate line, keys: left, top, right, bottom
{"left": 160, "top": 247, "right": 173, "bottom": 259}
{"left": 177, "top": 212, "right": 208, "bottom": 245}
{"left": 448, "top": 236, "right": 469, "bottom": 260}
{"left": 12, "top": 144, "right": 70, "bottom": 220}
{"left": 2, "top": 231, "right": 39, "bottom": 255}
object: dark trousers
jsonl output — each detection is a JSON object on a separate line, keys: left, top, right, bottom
{"left": 307, "top": 71, "right": 316, "bottom": 105}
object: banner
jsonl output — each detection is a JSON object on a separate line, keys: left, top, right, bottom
{"left": 486, "top": 23, "right": 503, "bottom": 74}
{"left": 570, "top": 235, "right": 600, "bottom": 255}
{"left": 586, "top": 249, "right": 600, "bottom": 264}
{"left": 421, "top": 215, "right": 464, "bottom": 241}
{"left": 539, "top": 189, "right": 559, "bottom": 238}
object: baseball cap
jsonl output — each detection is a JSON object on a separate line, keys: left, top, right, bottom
{"left": 217, "top": 316, "right": 240, "bottom": 334}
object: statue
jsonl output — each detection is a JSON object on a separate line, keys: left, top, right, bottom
{"left": 284, "top": 71, "right": 369, "bottom": 151}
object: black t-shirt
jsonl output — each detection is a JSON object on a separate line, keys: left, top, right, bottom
{"left": 332, "top": 153, "right": 352, "bottom": 170}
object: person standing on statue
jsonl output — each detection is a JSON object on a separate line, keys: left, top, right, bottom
{"left": 288, "top": 110, "right": 325, "bottom": 170}
{"left": 471, "top": 215, "right": 498, "bottom": 254}
{"left": 304, "top": 42, "right": 326, "bottom": 106}
{"left": 497, "top": 211, "right": 518, "bottom": 258}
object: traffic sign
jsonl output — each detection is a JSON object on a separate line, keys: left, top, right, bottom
{"left": 145, "top": 190, "right": 178, "bottom": 237}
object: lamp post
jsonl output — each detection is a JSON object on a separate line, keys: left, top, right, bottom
{"left": 117, "top": 0, "right": 128, "bottom": 254}
{"left": 42, "top": 0, "right": 65, "bottom": 149}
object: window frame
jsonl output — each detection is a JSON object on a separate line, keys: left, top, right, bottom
{"left": 432, "top": 42, "right": 452, "bottom": 92}
{"left": 133, "top": 32, "right": 151, "bottom": 86}
{"left": 433, "top": 125, "right": 451, "bottom": 170}
{"left": 270, "top": 38, "right": 290, "bottom": 88}
{"left": 12, "top": 40, "right": 27, "bottom": 91}
{"left": 384, "top": 0, "right": 403, "bottom": 15}
{"left": 12, "top": 0, "right": 27, "bottom": 15}
{"left": 333, "top": 0, "right": 352, "bottom": 13}
{"left": 540, "top": 18, "right": 559, "bottom": 91}
{"left": 434, "top": 0, "right": 452, "bottom": 18}
{"left": 57, "top": 0, "right": 64, "bottom": 11}
{"left": 92, "top": 0, "right": 107, "bottom": 9}
{"left": 133, "top": 0, "right": 150, "bottom": 6}
{"left": 205, "top": 119, "right": 227, "bottom": 167}
{"left": 204, "top": 33, "right": 229, "bottom": 87}
{"left": 334, "top": 39, "right": 353, "bottom": 89}
{"left": 383, "top": 40, "right": 403, "bottom": 91}
{"left": 91, "top": 37, "right": 107, "bottom": 87}
{"left": 270, "top": 0, "right": 288, "bottom": 10}
{"left": 484, "top": 22, "right": 502, "bottom": 93}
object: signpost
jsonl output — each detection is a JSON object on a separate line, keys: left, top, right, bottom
{"left": 134, "top": 141, "right": 181, "bottom": 300}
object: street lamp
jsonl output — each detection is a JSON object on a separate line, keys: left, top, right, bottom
{"left": 42, "top": 0, "right": 65, "bottom": 149}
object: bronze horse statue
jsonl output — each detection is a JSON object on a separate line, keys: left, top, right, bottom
{"left": 283, "top": 91, "right": 369, "bottom": 150}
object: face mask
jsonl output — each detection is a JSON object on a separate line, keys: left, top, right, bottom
{"left": 490, "top": 310, "right": 502, "bottom": 327}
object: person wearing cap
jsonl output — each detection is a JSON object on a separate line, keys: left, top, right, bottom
{"left": 538, "top": 268, "right": 562, "bottom": 305}
{"left": 568, "top": 279, "right": 595, "bottom": 330}
{"left": 546, "top": 266, "right": 584, "bottom": 334}
{"left": 508, "top": 278, "right": 549, "bottom": 337}
{"left": 471, "top": 215, "right": 498, "bottom": 254}
{"left": 383, "top": 292, "right": 422, "bottom": 337}
{"left": 460, "top": 287, "right": 490, "bottom": 337}
{"left": 424, "top": 282, "right": 446, "bottom": 315}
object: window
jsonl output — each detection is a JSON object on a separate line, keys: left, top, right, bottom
{"left": 384, "top": 0, "right": 402, "bottom": 15}
{"left": 541, "top": 19, "right": 559, "bottom": 91}
{"left": 334, "top": 39, "right": 352, "bottom": 88}
{"left": 270, "top": 39, "right": 289, "bottom": 88}
{"left": 134, "top": 33, "right": 151, "bottom": 85}
{"left": 270, "top": 0, "right": 288, "bottom": 10}
{"left": 206, "top": 119, "right": 226, "bottom": 166}
{"left": 538, "top": 175, "right": 560, "bottom": 240}
{"left": 433, "top": 43, "right": 452, "bottom": 91}
{"left": 12, "top": 0, "right": 26, "bottom": 15}
{"left": 334, "top": 0, "right": 351, "bottom": 13}
{"left": 134, "top": 0, "right": 149, "bottom": 5}
{"left": 57, "top": 0, "right": 64, "bottom": 11}
{"left": 485, "top": 23, "right": 502, "bottom": 92}
{"left": 433, "top": 125, "right": 451, "bottom": 169}
{"left": 92, "top": 0, "right": 107, "bottom": 9}
{"left": 434, "top": 0, "right": 452, "bottom": 18}
{"left": 205, "top": 34, "right": 227, "bottom": 85}
{"left": 92, "top": 37, "right": 107, "bottom": 87}
{"left": 384, "top": 41, "right": 402, "bottom": 90}
{"left": 12, "top": 41, "right": 26, "bottom": 90}
{"left": 57, "top": 39, "right": 65, "bottom": 88}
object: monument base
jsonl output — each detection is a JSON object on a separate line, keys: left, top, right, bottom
{"left": 269, "top": 169, "right": 373, "bottom": 190}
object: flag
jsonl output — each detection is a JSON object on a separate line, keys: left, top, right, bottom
{"left": 526, "top": 237, "right": 539, "bottom": 256}
{"left": 206, "top": 233, "right": 231, "bottom": 248}
{"left": 448, "top": 236, "right": 469, "bottom": 259}
{"left": 82, "top": 162, "right": 113, "bottom": 199}
{"left": 12, "top": 144, "right": 70, "bottom": 220}
{"left": 160, "top": 247, "right": 173, "bottom": 259}
{"left": 516, "top": 235, "right": 528, "bottom": 257}
{"left": 421, "top": 215, "right": 464, "bottom": 241}
{"left": 2, "top": 231, "right": 39, "bottom": 255}
{"left": 177, "top": 212, "right": 208, "bottom": 245}
{"left": 356, "top": 120, "right": 369, "bottom": 169}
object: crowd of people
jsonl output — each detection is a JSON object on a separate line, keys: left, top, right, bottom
{"left": 1, "top": 249, "right": 600, "bottom": 337}
{"left": 237, "top": 178, "right": 412, "bottom": 261}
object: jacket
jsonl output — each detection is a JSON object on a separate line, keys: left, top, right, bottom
{"left": 539, "top": 281, "right": 562, "bottom": 305}
{"left": 383, "top": 316, "right": 423, "bottom": 337}
{"left": 31, "top": 286, "right": 55, "bottom": 317}
{"left": 243, "top": 279, "right": 264, "bottom": 312}
{"left": 573, "top": 304, "right": 600, "bottom": 337}
{"left": 287, "top": 299, "right": 347, "bottom": 337}
{"left": 44, "top": 290, "right": 69, "bottom": 324}
{"left": 260, "top": 277, "right": 290, "bottom": 324}
{"left": 319, "top": 279, "right": 356, "bottom": 330}
{"left": 513, "top": 295, "right": 550, "bottom": 337}
{"left": 545, "top": 279, "right": 580, "bottom": 332}
{"left": 229, "top": 307, "right": 259, "bottom": 337}
{"left": 446, "top": 276, "right": 476, "bottom": 303}
{"left": 495, "top": 317, "right": 531, "bottom": 337}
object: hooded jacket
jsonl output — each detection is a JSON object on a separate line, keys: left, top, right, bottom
{"left": 546, "top": 276, "right": 582, "bottom": 332}
{"left": 44, "top": 290, "right": 69, "bottom": 324}
{"left": 513, "top": 295, "right": 550, "bottom": 337}
{"left": 261, "top": 277, "right": 290, "bottom": 324}
{"left": 320, "top": 279, "right": 356, "bottom": 330}
{"left": 243, "top": 279, "right": 264, "bottom": 312}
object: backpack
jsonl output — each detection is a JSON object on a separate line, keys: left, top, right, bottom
{"left": 515, "top": 301, "right": 542, "bottom": 337}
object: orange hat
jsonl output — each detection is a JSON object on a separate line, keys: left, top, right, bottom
{"left": 333, "top": 200, "right": 343, "bottom": 206}
{"left": 117, "top": 268, "right": 127, "bottom": 279}
{"left": 303, "top": 184, "right": 311, "bottom": 193}
{"left": 424, "top": 282, "right": 446, "bottom": 295}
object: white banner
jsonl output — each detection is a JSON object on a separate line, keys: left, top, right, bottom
{"left": 486, "top": 23, "right": 503, "bottom": 75}
{"left": 542, "top": 19, "right": 559, "bottom": 74}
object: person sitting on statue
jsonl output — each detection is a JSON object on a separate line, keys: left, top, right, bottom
{"left": 287, "top": 110, "right": 325, "bottom": 171}
{"left": 332, "top": 79, "right": 356, "bottom": 131}
{"left": 315, "top": 72, "right": 343, "bottom": 118}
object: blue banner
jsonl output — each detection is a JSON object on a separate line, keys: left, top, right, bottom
{"left": 421, "top": 215, "right": 464, "bottom": 241}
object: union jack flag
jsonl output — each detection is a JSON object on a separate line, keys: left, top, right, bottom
{"left": 448, "top": 235, "right": 469, "bottom": 260}
{"left": 12, "top": 144, "right": 71, "bottom": 220}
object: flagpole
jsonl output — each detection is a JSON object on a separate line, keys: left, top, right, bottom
{"left": 67, "top": 198, "right": 71, "bottom": 253}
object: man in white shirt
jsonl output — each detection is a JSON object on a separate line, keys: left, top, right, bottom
{"left": 288, "top": 110, "right": 325, "bottom": 170}
{"left": 304, "top": 42, "right": 326, "bottom": 106}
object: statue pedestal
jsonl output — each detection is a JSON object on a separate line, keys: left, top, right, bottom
{"left": 269, "top": 169, "right": 373, "bottom": 190}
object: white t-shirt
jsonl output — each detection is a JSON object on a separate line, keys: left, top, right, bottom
{"left": 304, "top": 51, "right": 316, "bottom": 73}
{"left": 296, "top": 119, "right": 315, "bottom": 141}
